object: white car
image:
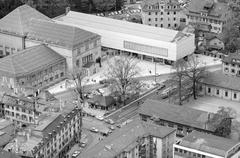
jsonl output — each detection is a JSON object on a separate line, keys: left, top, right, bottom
{"left": 96, "top": 115, "right": 104, "bottom": 121}
{"left": 90, "top": 127, "right": 99, "bottom": 133}
{"left": 72, "top": 150, "right": 81, "bottom": 158}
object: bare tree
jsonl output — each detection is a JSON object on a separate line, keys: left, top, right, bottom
{"left": 184, "top": 55, "right": 206, "bottom": 100}
{"left": 107, "top": 56, "right": 140, "bottom": 106}
{"left": 170, "top": 59, "right": 187, "bottom": 105}
{"left": 72, "top": 70, "right": 85, "bottom": 143}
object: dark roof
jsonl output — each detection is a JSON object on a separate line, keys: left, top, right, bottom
{"left": 179, "top": 131, "right": 239, "bottom": 157}
{"left": 187, "top": 0, "right": 229, "bottom": 21}
{"left": 89, "top": 95, "right": 115, "bottom": 107}
{"left": 0, "top": 5, "right": 52, "bottom": 36}
{"left": 81, "top": 119, "right": 176, "bottom": 158}
{"left": 0, "top": 150, "right": 21, "bottom": 158}
{"left": 0, "top": 45, "right": 65, "bottom": 77}
{"left": 27, "top": 19, "right": 99, "bottom": 49}
{"left": 222, "top": 52, "right": 240, "bottom": 64}
{"left": 201, "top": 70, "right": 240, "bottom": 91}
{"left": 138, "top": 99, "right": 215, "bottom": 131}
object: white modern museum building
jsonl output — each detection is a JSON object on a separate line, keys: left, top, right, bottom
{"left": 55, "top": 11, "right": 195, "bottom": 64}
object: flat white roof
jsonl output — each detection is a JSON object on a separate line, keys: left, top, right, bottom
{"left": 55, "top": 11, "right": 187, "bottom": 43}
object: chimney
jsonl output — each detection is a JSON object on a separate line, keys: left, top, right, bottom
{"left": 65, "top": 7, "right": 70, "bottom": 15}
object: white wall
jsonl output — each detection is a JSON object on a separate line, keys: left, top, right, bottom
{"left": 176, "top": 33, "right": 195, "bottom": 59}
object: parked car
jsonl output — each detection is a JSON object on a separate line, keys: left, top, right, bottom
{"left": 90, "top": 127, "right": 99, "bottom": 133}
{"left": 72, "top": 150, "right": 81, "bottom": 158}
{"left": 96, "top": 115, "right": 104, "bottom": 121}
{"left": 79, "top": 142, "right": 87, "bottom": 148}
{"left": 108, "top": 119, "right": 115, "bottom": 125}
{"left": 109, "top": 126, "right": 115, "bottom": 130}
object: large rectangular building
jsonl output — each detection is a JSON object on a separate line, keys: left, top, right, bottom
{"left": 55, "top": 11, "right": 195, "bottom": 64}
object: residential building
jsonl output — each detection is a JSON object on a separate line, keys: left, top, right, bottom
{"left": 4, "top": 106, "right": 82, "bottom": 158}
{"left": 0, "top": 150, "right": 21, "bottom": 158}
{"left": 0, "top": 5, "right": 52, "bottom": 57}
{"left": 141, "top": 0, "right": 182, "bottom": 29}
{"left": 55, "top": 10, "right": 195, "bottom": 65}
{"left": 0, "top": 45, "right": 66, "bottom": 93}
{"left": 138, "top": 99, "right": 224, "bottom": 137}
{"left": 25, "top": 18, "right": 101, "bottom": 75}
{"left": 80, "top": 119, "right": 176, "bottom": 158}
{"left": 199, "top": 52, "right": 240, "bottom": 101}
{"left": 124, "top": 0, "right": 137, "bottom": 4}
{"left": 186, "top": 0, "right": 232, "bottom": 34}
{"left": 173, "top": 131, "right": 240, "bottom": 158}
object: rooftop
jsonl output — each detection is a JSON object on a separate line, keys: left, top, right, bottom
{"left": 187, "top": 0, "right": 229, "bottom": 20}
{"left": 89, "top": 95, "right": 115, "bottom": 107}
{"left": 138, "top": 99, "right": 215, "bottom": 131}
{"left": 178, "top": 131, "right": 240, "bottom": 157}
{"left": 222, "top": 52, "right": 240, "bottom": 64}
{"left": 0, "top": 150, "right": 21, "bottom": 158}
{"left": 27, "top": 19, "right": 99, "bottom": 49}
{"left": 55, "top": 11, "right": 191, "bottom": 43}
{"left": 0, "top": 119, "right": 13, "bottom": 130}
{"left": 0, "top": 45, "right": 65, "bottom": 77}
{"left": 0, "top": 131, "right": 12, "bottom": 147}
{"left": 0, "top": 4, "right": 52, "bottom": 36}
{"left": 201, "top": 70, "right": 240, "bottom": 91}
{"left": 81, "top": 119, "right": 176, "bottom": 158}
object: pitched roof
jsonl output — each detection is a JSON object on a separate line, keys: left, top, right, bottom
{"left": 0, "top": 150, "right": 21, "bottom": 158}
{"left": 0, "top": 45, "right": 65, "bottom": 77}
{"left": 0, "top": 131, "right": 12, "bottom": 147}
{"left": 138, "top": 99, "right": 215, "bottom": 131}
{"left": 179, "top": 131, "right": 239, "bottom": 157}
{"left": 89, "top": 95, "right": 115, "bottom": 107}
{"left": 81, "top": 119, "right": 176, "bottom": 158}
{"left": 27, "top": 19, "right": 99, "bottom": 49}
{"left": 0, "top": 5, "right": 52, "bottom": 36}
{"left": 187, "top": 0, "right": 229, "bottom": 21}
{"left": 201, "top": 70, "right": 240, "bottom": 91}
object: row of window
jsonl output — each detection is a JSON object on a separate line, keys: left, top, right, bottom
{"left": 225, "top": 62, "right": 240, "bottom": 67}
{"left": 32, "top": 72, "right": 64, "bottom": 87}
{"left": 148, "top": 11, "right": 177, "bottom": 15}
{"left": 77, "top": 39, "right": 100, "bottom": 56}
{"left": 148, "top": 17, "right": 177, "bottom": 21}
{"left": 188, "top": 15, "right": 223, "bottom": 25}
{"left": 207, "top": 87, "right": 238, "bottom": 98}
{"left": 148, "top": 5, "right": 179, "bottom": 10}
{"left": 174, "top": 147, "right": 206, "bottom": 158}
{"left": 149, "top": 23, "right": 178, "bottom": 28}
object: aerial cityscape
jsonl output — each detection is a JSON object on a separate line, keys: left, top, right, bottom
{"left": 0, "top": 0, "right": 240, "bottom": 158}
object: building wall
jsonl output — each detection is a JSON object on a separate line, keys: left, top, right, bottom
{"left": 176, "top": 33, "right": 195, "bottom": 59}
{"left": 4, "top": 104, "right": 35, "bottom": 125}
{"left": 173, "top": 144, "right": 224, "bottom": 158}
{"left": 141, "top": 2, "right": 181, "bottom": 29}
{"left": 26, "top": 37, "right": 101, "bottom": 75}
{"left": 222, "top": 62, "right": 240, "bottom": 76}
{"left": 0, "top": 32, "right": 24, "bottom": 57}
{"left": 200, "top": 84, "right": 240, "bottom": 102}
{"left": 208, "top": 38, "right": 224, "bottom": 50}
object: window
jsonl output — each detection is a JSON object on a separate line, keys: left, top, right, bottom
{"left": 155, "top": 18, "right": 157, "bottom": 21}
{"left": 161, "top": 12, "right": 163, "bottom": 15}
{"left": 50, "top": 77, "right": 53, "bottom": 81}
{"left": 160, "top": 18, "right": 163, "bottom": 21}
{"left": 148, "top": 12, "right": 151, "bottom": 15}
{"left": 60, "top": 72, "right": 64, "bottom": 77}
{"left": 148, "top": 18, "right": 151, "bottom": 22}
{"left": 174, "top": 11, "right": 176, "bottom": 15}
{"left": 225, "top": 67, "right": 229, "bottom": 72}
{"left": 234, "top": 93, "right": 237, "bottom": 99}
{"left": 174, "top": 148, "right": 178, "bottom": 152}
{"left": 173, "top": 17, "right": 176, "bottom": 21}
{"left": 76, "top": 59, "right": 79, "bottom": 67}
{"left": 55, "top": 74, "right": 59, "bottom": 79}
{"left": 225, "top": 91, "right": 228, "bottom": 97}
{"left": 231, "top": 69, "right": 235, "bottom": 73}
{"left": 155, "top": 12, "right": 158, "bottom": 15}
{"left": 160, "top": 24, "right": 163, "bottom": 27}
{"left": 168, "top": 24, "right": 171, "bottom": 27}
{"left": 174, "top": 24, "right": 177, "bottom": 27}
{"left": 167, "top": 12, "right": 170, "bottom": 15}
{"left": 216, "top": 89, "right": 219, "bottom": 95}
{"left": 208, "top": 87, "right": 211, "bottom": 93}
{"left": 155, "top": 24, "right": 158, "bottom": 27}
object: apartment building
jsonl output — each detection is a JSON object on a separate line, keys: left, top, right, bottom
{"left": 1, "top": 94, "right": 42, "bottom": 126}
{"left": 186, "top": 0, "right": 232, "bottom": 34}
{"left": 0, "top": 45, "right": 66, "bottom": 93}
{"left": 173, "top": 131, "right": 240, "bottom": 158}
{"left": 141, "top": 0, "right": 182, "bottom": 29}
{"left": 4, "top": 106, "right": 82, "bottom": 158}
{"left": 80, "top": 119, "right": 176, "bottom": 158}
{"left": 138, "top": 99, "right": 227, "bottom": 137}
{"left": 199, "top": 52, "right": 240, "bottom": 102}
{"left": 0, "top": 5, "right": 52, "bottom": 58}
